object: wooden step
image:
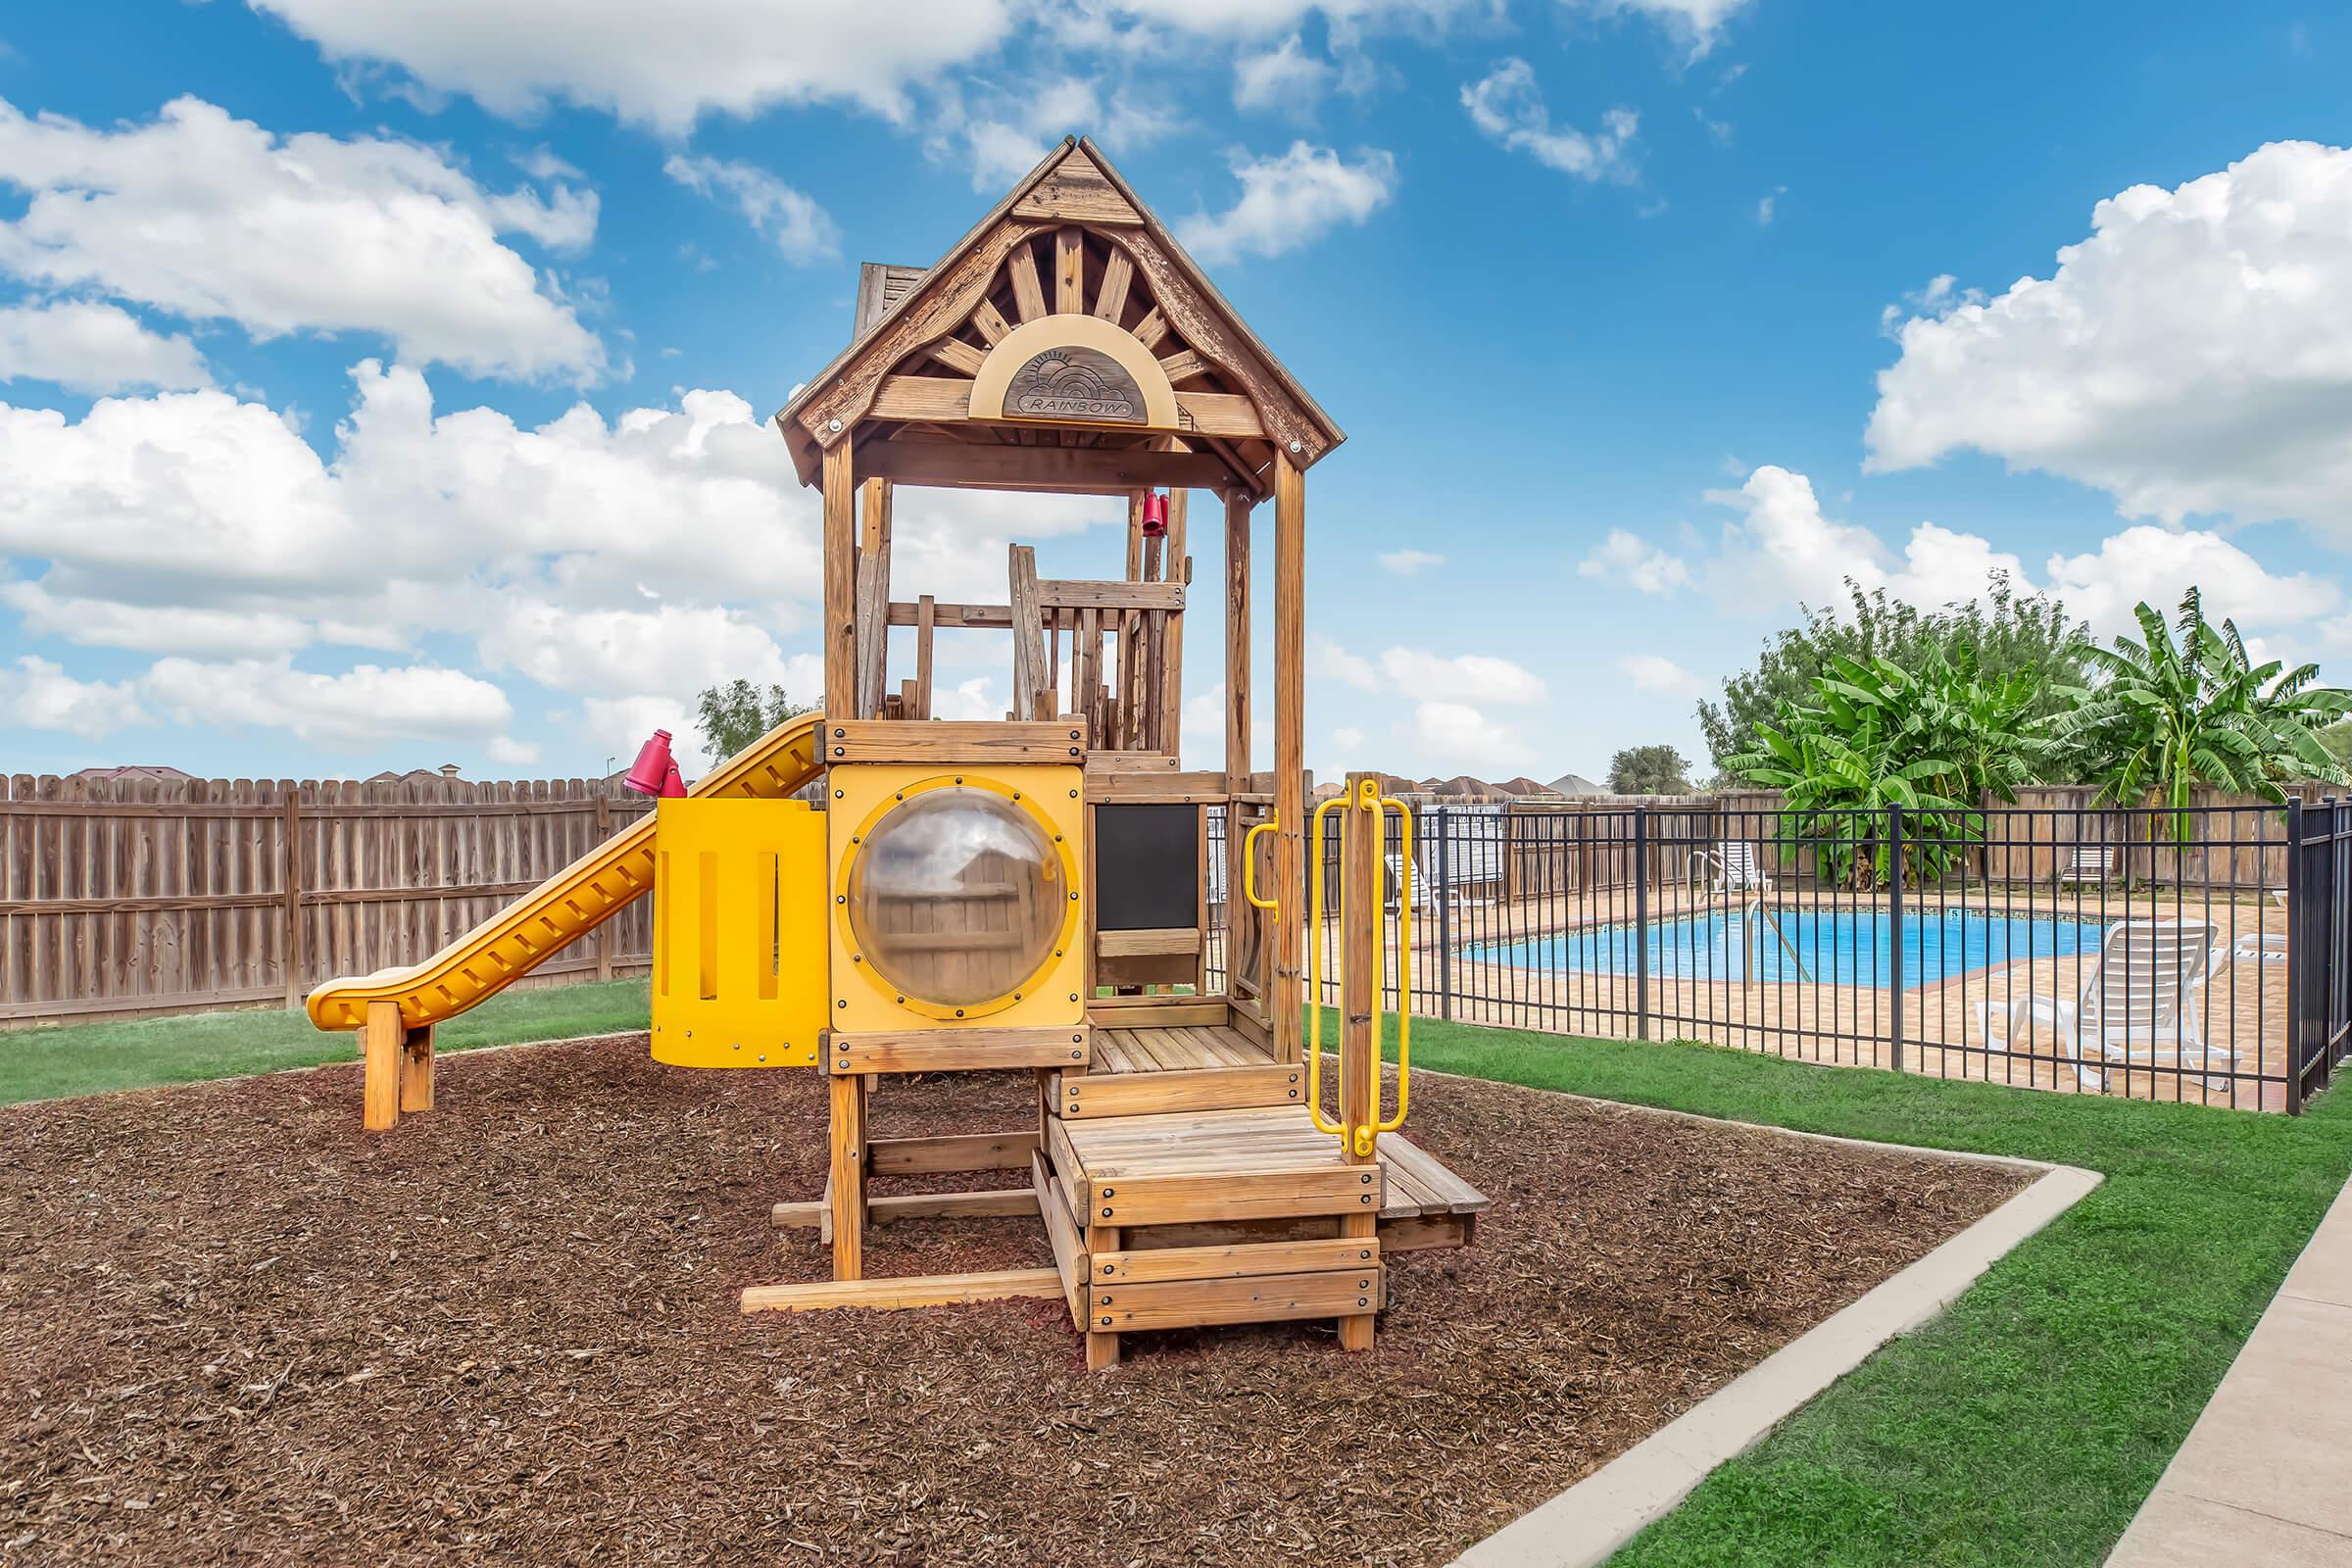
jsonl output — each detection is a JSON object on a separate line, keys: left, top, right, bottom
{"left": 1054, "top": 1063, "right": 1301, "bottom": 1119}
{"left": 1092, "top": 1234, "right": 1379, "bottom": 1284}
{"left": 1088, "top": 1163, "right": 1382, "bottom": 1227}
{"left": 1087, "top": 1266, "right": 1385, "bottom": 1333}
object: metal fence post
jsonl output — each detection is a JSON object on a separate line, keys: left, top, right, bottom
{"left": 1435, "top": 807, "right": 1453, "bottom": 1021}
{"left": 2287, "top": 795, "right": 2308, "bottom": 1113}
{"left": 1886, "top": 803, "right": 1905, "bottom": 1073}
{"left": 1634, "top": 806, "right": 1651, "bottom": 1042}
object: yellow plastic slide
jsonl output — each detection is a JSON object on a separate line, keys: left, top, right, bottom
{"left": 307, "top": 713, "right": 825, "bottom": 1033}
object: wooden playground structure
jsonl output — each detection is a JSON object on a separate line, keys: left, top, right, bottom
{"left": 306, "top": 139, "right": 1484, "bottom": 1367}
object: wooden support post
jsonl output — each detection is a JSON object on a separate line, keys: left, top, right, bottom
{"left": 1338, "top": 770, "right": 1380, "bottom": 1353}
{"left": 400, "top": 1023, "right": 435, "bottom": 1114}
{"left": 1008, "top": 544, "right": 1048, "bottom": 720}
{"left": 1161, "top": 485, "right": 1188, "bottom": 757}
{"left": 914, "top": 594, "right": 936, "bottom": 719}
{"left": 362, "top": 999, "right": 402, "bottom": 1131}
{"left": 822, "top": 440, "right": 858, "bottom": 719}
{"left": 1087, "top": 1224, "right": 1122, "bottom": 1369}
{"left": 854, "top": 477, "right": 893, "bottom": 718}
{"left": 1272, "top": 450, "right": 1306, "bottom": 1067}
{"left": 1225, "top": 490, "right": 1254, "bottom": 1003}
{"left": 829, "top": 1069, "right": 867, "bottom": 1281}
{"left": 1120, "top": 491, "right": 1146, "bottom": 750}
{"left": 280, "top": 792, "right": 304, "bottom": 1008}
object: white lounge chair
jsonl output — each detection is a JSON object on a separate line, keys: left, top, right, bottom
{"left": 1385, "top": 849, "right": 1478, "bottom": 914}
{"left": 2055, "top": 846, "right": 2119, "bottom": 888}
{"left": 1977, "top": 919, "right": 2222, "bottom": 1092}
{"left": 1691, "top": 841, "right": 1774, "bottom": 894}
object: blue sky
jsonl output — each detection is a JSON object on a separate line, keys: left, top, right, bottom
{"left": 2, "top": 1, "right": 2349, "bottom": 786}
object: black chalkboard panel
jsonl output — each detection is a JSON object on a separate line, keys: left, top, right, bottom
{"left": 1094, "top": 804, "right": 1199, "bottom": 931}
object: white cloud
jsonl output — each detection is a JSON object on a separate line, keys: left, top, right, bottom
{"left": 0, "top": 581, "right": 311, "bottom": 657}
{"left": 1376, "top": 548, "right": 1444, "bottom": 575}
{"left": 929, "top": 71, "right": 1182, "bottom": 193}
{"left": 143, "top": 657, "right": 514, "bottom": 751}
{"left": 1379, "top": 647, "right": 1545, "bottom": 704}
{"left": 1704, "top": 464, "right": 2335, "bottom": 645}
{"left": 1234, "top": 35, "right": 1335, "bottom": 118}
{"left": 0, "top": 300, "right": 210, "bottom": 394}
{"left": 1461, "top": 60, "right": 1639, "bottom": 182}
{"left": 0, "top": 360, "right": 1150, "bottom": 762}
{"left": 1315, "top": 637, "right": 1545, "bottom": 704}
{"left": 0, "top": 95, "right": 604, "bottom": 383}
{"left": 1617, "top": 653, "right": 1702, "bottom": 695}
{"left": 1582, "top": 0, "right": 1754, "bottom": 60}
{"left": 1182, "top": 682, "right": 1228, "bottom": 740}
{"left": 662, "top": 154, "right": 839, "bottom": 263}
{"left": 2042, "top": 526, "right": 2338, "bottom": 642}
{"left": 0, "top": 655, "right": 147, "bottom": 737}
{"left": 1333, "top": 724, "right": 1366, "bottom": 750}
{"left": 1866, "top": 140, "right": 2352, "bottom": 533}
{"left": 250, "top": 0, "right": 1019, "bottom": 134}
{"left": 1411, "top": 700, "right": 1530, "bottom": 767}
{"left": 1755, "top": 184, "right": 1785, "bottom": 224}
{"left": 1578, "top": 528, "right": 1691, "bottom": 593}
{"left": 478, "top": 600, "right": 823, "bottom": 702}
{"left": 1177, "top": 141, "right": 1396, "bottom": 265}
{"left": 1313, "top": 634, "right": 1381, "bottom": 691}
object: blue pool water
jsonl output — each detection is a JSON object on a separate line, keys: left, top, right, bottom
{"left": 1462, "top": 908, "right": 2100, "bottom": 991}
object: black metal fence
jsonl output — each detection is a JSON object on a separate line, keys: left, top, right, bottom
{"left": 1290, "top": 799, "right": 2352, "bottom": 1113}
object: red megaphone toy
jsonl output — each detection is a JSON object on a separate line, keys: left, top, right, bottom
{"left": 623, "top": 729, "right": 687, "bottom": 798}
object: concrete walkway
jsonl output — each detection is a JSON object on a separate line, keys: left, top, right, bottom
{"left": 2106, "top": 1174, "right": 2352, "bottom": 1565}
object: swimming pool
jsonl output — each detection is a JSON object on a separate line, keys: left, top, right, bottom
{"left": 1460, "top": 908, "right": 2101, "bottom": 991}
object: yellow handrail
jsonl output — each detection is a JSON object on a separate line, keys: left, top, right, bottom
{"left": 1308, "top": 783, "right": 1416, "bottom": 1155}
{"left": 1368, "top": 795, "right": 1413, "bottom": 1152}
{"left": 1243, "top": 816, "right": 1280, "bottom": 910}
{"left": 1303, "top": 794, "right": 1347, "bottom": 1138}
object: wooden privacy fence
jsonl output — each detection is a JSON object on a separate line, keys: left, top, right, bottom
{"left": 2, "top": 773, "right": 654, "bottom": 1028}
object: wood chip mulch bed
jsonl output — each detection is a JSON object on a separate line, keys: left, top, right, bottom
{"left": 0, "top": 1034, "right": 2030, "bottom": 1566}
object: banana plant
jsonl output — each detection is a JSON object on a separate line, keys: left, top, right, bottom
{"left": 1730, "top": 653, "right": 1984, "bottom": 888}
{"left": 2043, "top": 589, "right": 2351, "bottom": 844}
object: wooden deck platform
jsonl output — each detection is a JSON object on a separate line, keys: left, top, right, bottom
{"left": 1055, "top": 1103, "right": 1491, "bottom": 1228}
{"left": 757, "top": 1009, "right": 1488, "bottom": 1365}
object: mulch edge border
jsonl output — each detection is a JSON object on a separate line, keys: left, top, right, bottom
{"left": 1447, "top": 1153, "right": 2103, "bottom": 1568}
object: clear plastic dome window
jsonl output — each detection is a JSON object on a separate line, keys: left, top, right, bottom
{"left": 845, "top": 787, "right": 1065, "bottom": 1007}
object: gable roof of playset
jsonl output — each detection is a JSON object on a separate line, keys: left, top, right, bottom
{"left": 771, "top": 138, "right": 1345, "bottom": 503}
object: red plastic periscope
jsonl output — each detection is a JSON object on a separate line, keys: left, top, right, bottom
{"left": 623, "top": 729, "right": 687, "bottom": 798}
{"left": 1141, "top": 492, "right": 1168, "bottom": 537}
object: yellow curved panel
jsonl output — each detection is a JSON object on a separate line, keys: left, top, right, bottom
{"left": 306, "top": 712, "right": 825, "bottom": 1033}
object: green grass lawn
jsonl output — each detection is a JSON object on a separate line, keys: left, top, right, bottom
{"left": 7, "top": 988, "right": 2347, "bottom": 1564}
{"left": 0, "top": 979, "right": 652, "bottom": 1105}
{"left": 1348, "top": 1012, "right": 2352, "bottom": 1567}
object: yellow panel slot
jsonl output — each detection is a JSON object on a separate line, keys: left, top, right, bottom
{"left": 698, "top": 850, "right": 719, "bottom": 1000}
{"left": 651, "top": 799, "right": 827, "bottom": 1068}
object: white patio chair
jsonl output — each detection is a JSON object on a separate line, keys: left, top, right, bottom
{"left": 1690, "top": 841, "right": 1775, "bottom": 894}
{"left": 2055, "top": 846, "right": 2119, "bottom": 888}
{"left": 1976, "top": 919, "right": 2223, "bottom": 1092}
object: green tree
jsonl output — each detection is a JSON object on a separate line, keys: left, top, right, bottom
{"left": 694, "top": 680, "right": 814, "bottom": 762}
{"left": 2044, "top": 589, "right": 2351, "bottom": 840}
{"left": 1728, "top": 649, "right": 2048, "bottom": 888}
{"left": 1698, "top": 575, "right": 2086, "bottom": 770}
{"left": 1607, "top": 744, "right": 1694, "bottom": 795}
